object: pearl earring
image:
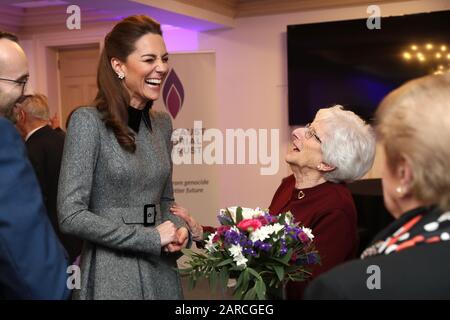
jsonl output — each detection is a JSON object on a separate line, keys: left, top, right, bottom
{"left": 396, "top": 186, "right": 403, "bottom": 194}
{"left": 117, "top": 73, "right": 125, "bottom": 80}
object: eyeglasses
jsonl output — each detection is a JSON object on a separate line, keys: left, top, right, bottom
{"left": 305, "top": 123, "right": 322, "bottom": 144}
{"left": 0, "top": 76, "right": 29, "bottom": 96}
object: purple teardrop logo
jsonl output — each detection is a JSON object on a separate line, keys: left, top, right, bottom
{"left": 162, "top": 68, "right": 185, "bottom": 119}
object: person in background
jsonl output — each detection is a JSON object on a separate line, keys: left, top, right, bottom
{"left": 15, "top": 94, "right": 82, "bottom": 262}
{"left": 0, "top": 30, "right": 69, "bottom": 299}
{"left": 57, "top": 15, "right": 190, "bottom": 300}
{"left": 49, "top": 111, "right": 65, "bottom": 134}
{"left": 172, "top": 105, "right": 376, "bottom": 299}
{"left": 305, "top": 72, "right": 450, "bottom": 299}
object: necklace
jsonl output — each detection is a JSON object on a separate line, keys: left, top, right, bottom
{"left": 297, "top": 190, "right": 305, "bottom": 199}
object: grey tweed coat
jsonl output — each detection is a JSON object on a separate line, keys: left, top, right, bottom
{"left": 57, "top": 107, "right": 188, "bottom": 300}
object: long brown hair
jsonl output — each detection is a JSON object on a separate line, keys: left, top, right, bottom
{"left": 94, "top": 15, "right": 162, "bottom": 153}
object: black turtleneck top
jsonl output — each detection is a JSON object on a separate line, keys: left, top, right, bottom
{"left": 127, "top": 101, "right": 153, "bottom": 133}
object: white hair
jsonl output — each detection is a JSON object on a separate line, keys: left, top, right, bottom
{"left": 20, "top": 94, "right": 50, "bottom": 121}
{"left": 316, "top": 105, "right": 376, "bottom": 183}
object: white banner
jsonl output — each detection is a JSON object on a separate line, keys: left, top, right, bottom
{"left": 153, "top": 51, "right": 220, "bottom": 228}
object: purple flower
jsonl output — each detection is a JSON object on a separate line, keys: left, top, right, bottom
{"left": 224, "top": 229, "right": 240, "bottom": 245}
{"left": 306, "top": 252, "right": 319, "bottom": 265}
{"left": 264, "top": 213, "right": 277, "bottom": 224}
{"left": 243, "top": 247, "right": 257, "bottom": 256}
{"left": 295, "top": 252, "right": 319, "bottom": 266}
{"left": 217, "top": 214, "right": 233, "bottom": 225}
{"left": 298, "top": 231, "right": 310, "bottom": 244}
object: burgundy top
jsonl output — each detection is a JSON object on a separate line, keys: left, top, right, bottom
{"left": 269, "top": 174, "right": 359, "bottom": 299}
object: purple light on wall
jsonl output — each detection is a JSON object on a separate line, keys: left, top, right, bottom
{"left": 163, "top": 68, "right": 185, "bottom": 119}
{"left": 163, "top": 26, "right": 199, "bottom": 52}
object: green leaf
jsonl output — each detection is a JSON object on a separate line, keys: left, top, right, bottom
{"left": 181, "top": 248, "right": 194, "bottom": 256}
{"left": 179, "top": 267, "right": 193, "bottom": 276}
{"left": 269, "top": 257, "right": 290, "bottom": 267}
{"left": 224, "top": 208, "right": 234, "bottom": 224}
{"left": 243, "top": 286, "right": 256, "bottom": 300}
{"left": 188, "top": 276, "right": 196, "bottom": 290}
{"left": 240, "top": 270, "right": 250, "bottom": 295}
{"left": 236, "top": 207, "right": 243, "bottom": 224}
{"left": 233, "top": 287, "right": 245, "bottom": 300}
{"left": 280, "top": 248, "right": 293, "bottom": 265}
{"left": 235, "top": 270, "right": 245, "bottom": 289}
{"left": 209, "top": 269, "right": 218, "bottom": 292}
{"left": 219, "top": 267, "right": 229, "bottom": 289}
{"left": 278, "top": 213, "right": 286, "bottom": 225}
{"left": 247, "top": 267, "right": 262, "bottom": 281}
{"left": 273, "top": 265, "right": 284, "bottom": 282}
{"left": 216, "top": 258, "right": 233, "bottom": 267}
{"left": 255, "top": 279, "right": 267, "bottom": 300}
{"left": 269, "top": 277, "right": 277, "bottom": 288}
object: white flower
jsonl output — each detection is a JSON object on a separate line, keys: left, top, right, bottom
{"left": 235, "top": 255, "right": 248, "bottom": 268}
{"left": 228, "top": 243, "right": 243, "bottom": 257}
{"left": 249, "top": 225, "right": 272, "bottom": 242}
{"left": 285, "top": 211, "right": 293, "bottom": 225}
{"left": 254, "top": 207, "right": 267, "bottom": 217}
{"left": 302, "top": 227, "right": 315, "bottom": 240}
{"left": 228, "top": 244, "right": 248, "bottom": 268}
{"left": 249, "top": 223, "right": 284, "bottom": 242}
{"left": 230, "top": 226, "right": 240, "bottom": 232}
{"left": 225, "top": 206, "right": 262, "bottom": 223}
{"left": 205, "top": 232, "right": 218, "bottom": 252}
{"left": 272, "top": 223, "right": 284, "bottom": 234}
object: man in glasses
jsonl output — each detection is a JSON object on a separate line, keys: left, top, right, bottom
{"left": 0, "top": 32, "right": 28, "bottom": 121}
{"left": 0, "top": 31, "right": 70, "bottom": 299}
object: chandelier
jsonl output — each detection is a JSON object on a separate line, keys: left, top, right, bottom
{"left": 402, "top": 43, "right": 450, "bottom": 75}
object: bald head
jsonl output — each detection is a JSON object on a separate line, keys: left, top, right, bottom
{"left": 0, "top": 35, "right": 29, "bottom": 122}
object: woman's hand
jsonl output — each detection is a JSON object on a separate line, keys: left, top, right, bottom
{"left": 164, "top": 227, "right": 189, "bottom": 253}
{"left": 170, "top": 205, "right": 203, "bottom": 241}
{"left": 156, "top": 221, "right": 178, "bottom": 247}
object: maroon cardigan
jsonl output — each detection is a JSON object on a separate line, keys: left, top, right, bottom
{"left": 269, "top": 174, "right": 359, "bottom": 299}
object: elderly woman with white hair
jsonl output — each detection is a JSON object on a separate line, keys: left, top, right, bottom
{"left": 172, "top": 105, "right": 376, "bottom": 299}
{"left": 268, "top": 105, "right": 376, "bottom": 299}
{"left": 304, "top": 73, "right": 450, "bottom": 299}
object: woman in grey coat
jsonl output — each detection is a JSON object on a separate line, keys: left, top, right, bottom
{"left": 57, "top": 15, "right": 190, "bottom": 300}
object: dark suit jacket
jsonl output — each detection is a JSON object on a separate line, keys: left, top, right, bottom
{"left": 26, "top": 125, "right": 81, "bottom": 261}
{"left": 0, "top": 117, "right": 69, "bottom": 299}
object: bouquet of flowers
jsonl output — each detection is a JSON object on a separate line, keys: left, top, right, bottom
{"left": 180, "top": 206, "right": 320, "bottom": 300}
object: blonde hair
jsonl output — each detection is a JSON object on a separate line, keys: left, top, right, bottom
{"left": 376, "top": 72, "right": 450, "bottom": 211}
{"left": 19, "top": 93, "right": 50, "bottom": 121}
